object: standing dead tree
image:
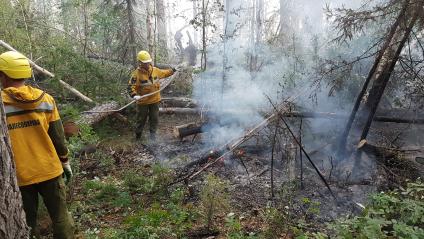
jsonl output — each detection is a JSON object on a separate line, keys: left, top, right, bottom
{"left": 333, "top": 0, "right": 424, "bottom": 153}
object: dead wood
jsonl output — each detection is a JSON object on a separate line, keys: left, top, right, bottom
{"left": 159, "top": 107, "right": 199, "bottom": 115}
{"left": 174, "top": 122, "right": 204, "bottom": 139}
{"left": 111, "top": 113, "right": 129, "bottom": 124}
{"left": 353, "top": 1, "right": 422, "bottom": 142}
{"left": 172, "top": 88, "right": 311, "bottom": 185}
{"left": 161, "top": 97, "right": 197, "bottom": 108}
{"left": 358, "top": 140, "right": 424, "bottom": 177}
{"left": 337, "top": 0, "right": 411, "bottom": 153}
{"left": 173, "top": 110, "right": 424, "bottom": 139}
{"left": 78, "top": 101, "right": 119, "bottom": 125}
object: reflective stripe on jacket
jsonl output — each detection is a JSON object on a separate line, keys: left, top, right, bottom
{"left": 127, "top": 65, "right": 174, "bottom": 105}
{"left": 1, "top": 85, "right": 68, "bottom": 186}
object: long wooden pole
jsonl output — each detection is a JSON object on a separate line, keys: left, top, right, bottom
{"left": 0, "top": 40, "right": 94, "bottom": 103}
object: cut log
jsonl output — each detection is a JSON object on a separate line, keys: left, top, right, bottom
{"left": 0, "top": 40, "right": 94, "bottom": 104}
{"left": 161, "top": 97, "right": 197, "bottom": 108}
{"left": 174, "top": 122, "right": 204, "bottom": 139}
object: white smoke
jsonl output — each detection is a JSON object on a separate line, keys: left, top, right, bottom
{"left": 192, "top": 0, "right": 376, "bottom": 147}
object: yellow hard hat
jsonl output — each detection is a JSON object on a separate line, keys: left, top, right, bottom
{"left": 0, "top": 51, "right": 32, "bottom": 79}
{"left": 137, "top": 50, "right": 152, "bottom": 63}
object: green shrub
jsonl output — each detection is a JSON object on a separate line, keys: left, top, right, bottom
{"left": 200, "top": 173, "right": 230, "bottom": 230}
{"left": 331, "top": 180, "right": 424, "bottom": 238}
{"left": 122, "top": 192, "right": 197, "bottom": 238}
{"left": 123, "top": 165, "right": 173, "bottom": 196}
{"left": 225, "top": 213, "right": 258, "bottom": 239}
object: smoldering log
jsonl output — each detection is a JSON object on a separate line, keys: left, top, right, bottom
{"left": 183, "top": 148, "right": 227, "bottom": 170}
{"left": 174, "top": 122, "right": 204, "bottom": 139}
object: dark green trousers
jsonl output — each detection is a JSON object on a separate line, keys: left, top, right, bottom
{"left": 136, "top": 103, "right": 159, "bottom": 136}
{"left": 20, "top": 176, "right": 75, "bottom": 239}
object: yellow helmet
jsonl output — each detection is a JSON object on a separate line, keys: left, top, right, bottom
{"left": 0, "top": 51, "right": 32, "bottom": 79}
{"left": 137, "top": 50, "right": 152, "bottom": 63}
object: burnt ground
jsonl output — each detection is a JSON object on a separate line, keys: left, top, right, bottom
{"left": 36, "top": 101, "right": 424, "bottom": 238}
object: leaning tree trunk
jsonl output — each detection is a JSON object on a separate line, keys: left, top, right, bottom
{"left": 0, "top": 95, "right": 29, "bottom": 237}
{"left": 337, "top": 0, "right": 411, "bottom": 154}
{"left": 355, "top": 0, "right": 422, "bottom": 142}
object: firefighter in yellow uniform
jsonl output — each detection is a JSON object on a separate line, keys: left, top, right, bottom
{"left": 128, "top": 50, "right": 176, "bottom": 141}
{"left": 0, "top": 51, "right": 74, "bottom": 238}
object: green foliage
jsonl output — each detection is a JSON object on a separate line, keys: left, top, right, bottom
{"left": 123, "top": 165, "right": 173, "bottom": 196}
{"left": 60, "top": 104, "right": 81, "bottom": 122}
{"left": 199, "top": 173, "right": 230, "bottom": 230}
{"left": 122, "top": 190, "right": 198, "bottom": 238}
{"left": 68, "top": 124, "right": 99, "bottom": 157}
{"left": 331, "top": 180, "right": 424, "bottom": 239}
{"left": 261, "top": 206, "right": 288, "bottom": 239}
{"left": 225, "top": 213, "right": 258, "bottom": 239}
{"left": 83, "top": 178, "right": 132, "bottom": 208}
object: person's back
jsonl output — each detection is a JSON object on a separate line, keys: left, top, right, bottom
{"left": 2, "top": 85, "right": 65, "bottom": 185}
{"left": 0, "top": 51, "right": 74, "bottom": 238}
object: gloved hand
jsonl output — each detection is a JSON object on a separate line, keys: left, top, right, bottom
{"left": 133, "top": 95, "right": 142, "bottom": 101}
{"left": 62, "top": 161, "right": 73, "bottom": 184}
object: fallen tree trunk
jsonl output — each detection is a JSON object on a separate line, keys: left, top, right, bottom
{"left": 161, "top": 97, "right": 197, "bottom": 108}
{"left": 173, "top": 110, "right": 424, "bottom": 139}
{"left": 0, "top": 40, "right": 94, "bottom": 104}
{"left": 77, "top": 101, "right": 119, "bottom": 125}
{"left": 159, "top": 107, "right": 199, "bottom": 115}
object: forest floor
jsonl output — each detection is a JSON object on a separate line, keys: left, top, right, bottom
{"left": 35, "top": 97, "right": 423, "bottom": 238}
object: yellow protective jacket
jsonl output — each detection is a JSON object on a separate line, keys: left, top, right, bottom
{"left": 127, "top": 65, "right": 174, "bottom": 105}
{"left": 1, "top": 85, "right": 68, "bottom": 186}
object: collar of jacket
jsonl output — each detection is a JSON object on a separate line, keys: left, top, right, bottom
{"left": 137, "top": 65, "right": 153, "bottom": 74}
{"left": 1, "top": 85, "right": 46, "bottom": 110}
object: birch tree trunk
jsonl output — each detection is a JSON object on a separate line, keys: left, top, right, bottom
{"left": 0, "top": 95, "right": 29, "bottom": 238}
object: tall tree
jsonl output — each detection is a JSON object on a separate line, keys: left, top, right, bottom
{"left": 146, "top": 0, "right": 154, "bottom": 55}
{"left": 0, "top": 96, "right": 29, "bottom": 237}
{"left": 200, "top": 0, "right": 208, "bottom": 70}
{"left": 155, "top": 0, "right": 168, "bottom": 61}
{"left": 126, "top": 0, "right": 137, "bottom": 66}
